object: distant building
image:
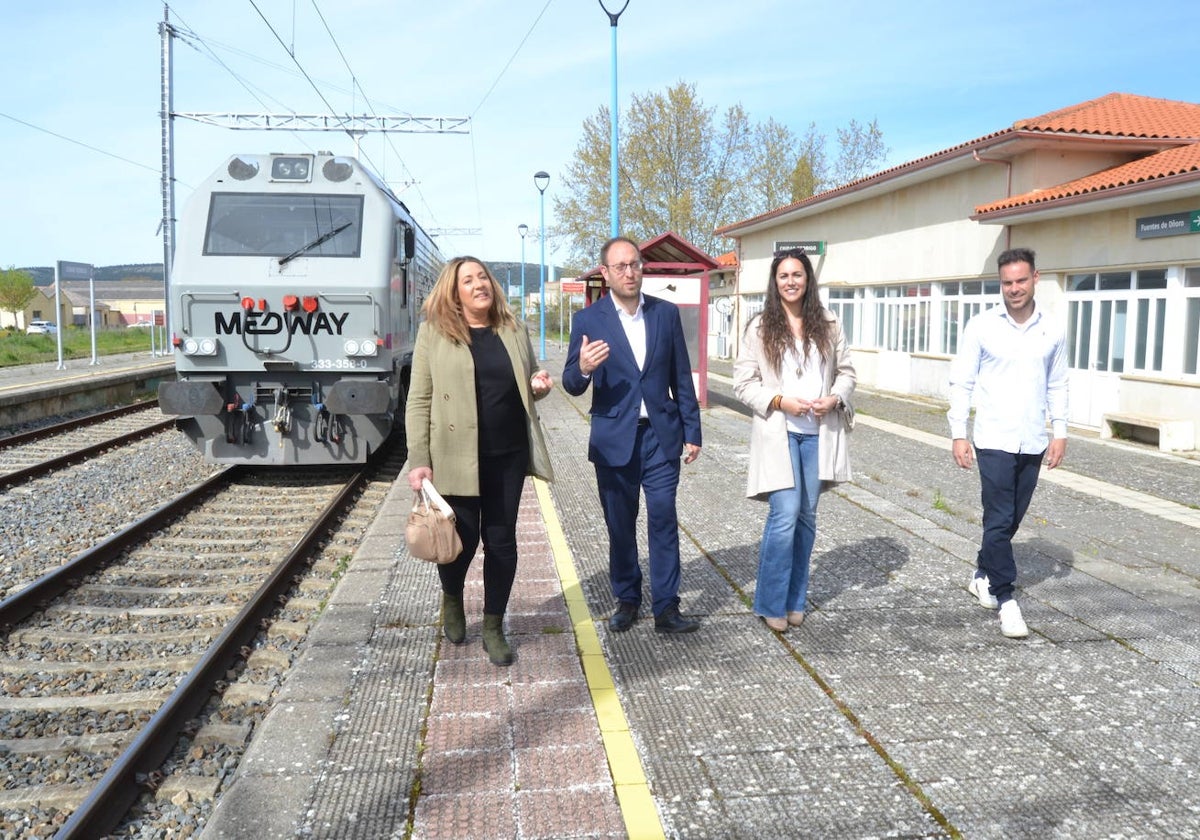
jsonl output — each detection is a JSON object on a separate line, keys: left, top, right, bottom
{"left": 0, "top": 286, "right": 71, "bottom": 332}
{"left": 717, "top": 92, "right": 1200, "bottom": 448}
{"left": 60, "top": 280, "right": 165, "bottom": 327}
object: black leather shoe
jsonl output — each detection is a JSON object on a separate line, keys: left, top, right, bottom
{"left": 654, "top": 606, "right": 700, "bottom": 634}
{"left": 608, "top": 603, "right": 639, "bottom": 632}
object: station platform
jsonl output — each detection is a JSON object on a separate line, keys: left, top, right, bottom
{"left": 7, "top": 349, "right": 1199, "bottom": 838}
{"left": 191, "top": 344, "right": 1199, "bottom": 840}
{"left": 0, "top": 349, "right": 174, "bottom": 426}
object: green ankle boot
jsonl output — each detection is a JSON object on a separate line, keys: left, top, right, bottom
{"left": 481, "top": 614, "right": 513, "bottom": 666}
{"left": 442, "top": 593, "right": 466, "bottom": 644}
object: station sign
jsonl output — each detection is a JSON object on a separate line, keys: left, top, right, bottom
{"left": 561, "top": 281, "right": 585, "bottom": 293}
{"left": 1135, "top": 211, "right": 1200, "bottom": 239}
{"left": 774, "top": 240, "right": 826, "bottom": 256}
{"left": 57, "top": 260, "right": 94, "bottom": 281}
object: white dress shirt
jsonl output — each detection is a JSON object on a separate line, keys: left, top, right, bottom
{"left": 948, "top": 304, "right": 1068, "bottom": 454}
{"left": 613, "top": 294, "right": 649, "bottom": 419}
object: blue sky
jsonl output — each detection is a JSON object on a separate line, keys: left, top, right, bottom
{"left": 2, "top": 0, "right": 1197, "bottom": 271}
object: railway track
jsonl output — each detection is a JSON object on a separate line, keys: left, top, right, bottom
{"left": 0, "top": 402, "right": 175, "bottom": 490}
{"left": 0, "top": 436, "right": 400, "bottom": 838}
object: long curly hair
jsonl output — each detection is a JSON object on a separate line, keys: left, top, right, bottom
{"left": 752, "top": 249, "right": 831, "bottom": 375}
{"left": 421, "top": 256, "right": 517, "bottom": 345}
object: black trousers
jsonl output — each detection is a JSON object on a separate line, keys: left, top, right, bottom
{"left": 439, "top": 448, "right": 528, "bottom": 616}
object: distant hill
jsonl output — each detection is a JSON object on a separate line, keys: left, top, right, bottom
{"left": 21, "top": 261, "right": 565, "bottom": 288}
{"left": 22, "top": 264, "right": 164, "bottom": 286}
{"left": 489, "top": 261, "right": 569, "bottom": 288}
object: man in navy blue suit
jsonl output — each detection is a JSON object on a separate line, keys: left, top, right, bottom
{"left": 563, "top": 236, "right": 702, "bottom": 634}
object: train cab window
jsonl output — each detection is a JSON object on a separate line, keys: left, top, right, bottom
{"left": 204, "top": 193, "right": 364, "bottom": 258}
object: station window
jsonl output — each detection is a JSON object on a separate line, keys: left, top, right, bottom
{"left": 1185, "top": 267, "right": 1200, "bottom": 376}
{"left": 939, "top": 279, "right": 1000, "bottom": 355}
{"left": 826, "top": 288, "right": 861, "bottom": 345}
{"left": 743, "top": 293, "right": 765, "bottom": 324}
{"left": 1067, "top": 268, "right": 1169, "bottom": 374}
{"left": 873, "top": 283, "right": 931, "bottom": 353}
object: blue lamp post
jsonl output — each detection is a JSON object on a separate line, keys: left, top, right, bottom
{"left": 534, "top": 170, "right": 550, "bottom": 361}
{"left": 599, "top": 0, "right": 629, "bottom": 237}
{"left": 518, "top": 223, "right": 529, "bottom": 322}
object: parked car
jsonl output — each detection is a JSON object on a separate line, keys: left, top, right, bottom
{"left": 26, "top": 320, "right": 58, "bottom": 335}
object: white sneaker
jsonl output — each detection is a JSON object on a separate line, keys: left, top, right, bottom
{"left": 968, "top": 574, "right": 999, "bottom": 609}
{"left": 999, "top": 600, "right": 1029, "bottom": 638}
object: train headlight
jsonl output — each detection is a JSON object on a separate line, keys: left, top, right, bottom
{"left": 343, "top": 339, "right": 379, "bottom": 357}
{"left": 271, "top": 156, "right": 313, "bottom": 182}
{"left": 181, "top": 337, "right": 219, "bottom": 356}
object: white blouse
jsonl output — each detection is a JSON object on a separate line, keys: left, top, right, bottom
{"left": 781, "top": 341, "right": 825, "bottom": 434}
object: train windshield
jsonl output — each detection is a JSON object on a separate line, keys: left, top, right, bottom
{"left": 203, "top": 193, "right": 364, "bottom": 258}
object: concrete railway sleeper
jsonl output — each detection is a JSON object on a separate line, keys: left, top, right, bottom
{"left": 0, "top": 451, "right": 386, "bottom": 838}
{"left": 0, "top": 401, "right": 174, "bottom": 490}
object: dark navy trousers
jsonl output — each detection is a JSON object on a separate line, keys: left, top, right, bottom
{"left": 595, "top": 423, "right": 682, "bottom": 617}
{"left": 974, "top": 447, "right": 1045, "bottom": 604}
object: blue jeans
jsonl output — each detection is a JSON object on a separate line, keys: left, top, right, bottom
{"left": 754, "top": 432, "right": 821, "bottom": 619}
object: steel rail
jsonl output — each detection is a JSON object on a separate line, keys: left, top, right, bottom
{"left": 0, "top": 401, "right": 161, "bottom": 449}
{"left": 0, "top": 418, "right": 177, "bottom": 490}
{"left": 54, "top": 458, "right": 377, "bottom": 839}
{"left": 0, "top": 467, "right": 237, "bottom": 629}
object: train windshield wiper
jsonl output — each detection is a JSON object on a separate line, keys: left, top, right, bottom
{"left": 278, "top": 222, "right": 352, "bottom": 267}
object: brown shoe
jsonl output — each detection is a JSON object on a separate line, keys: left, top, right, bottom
{"left": 761, "top": 616, "right": 787, "bottom": 632}
{"left": 787, "top": 611, "right": 805, "bottom": 627}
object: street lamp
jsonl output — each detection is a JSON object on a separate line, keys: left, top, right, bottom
{"left": 534, "top": 170, "right": 550, "bottom": 361}
{"left": 599, "top": 0, "right": 629, "bottom": 237}
{"left": 518, "top": 223, "right": 529, "bottom": 322}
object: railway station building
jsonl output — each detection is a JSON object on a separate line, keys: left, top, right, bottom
{"left": 715, "top": 93, "right": 1200, "bottom": 450}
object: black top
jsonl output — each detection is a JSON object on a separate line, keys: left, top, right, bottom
{"left": 469, "top": 326, "right": 528, "bottom": 457}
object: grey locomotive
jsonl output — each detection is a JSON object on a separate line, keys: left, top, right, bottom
{"left": 159, "top": 152, "right": 443, "bottom": 465}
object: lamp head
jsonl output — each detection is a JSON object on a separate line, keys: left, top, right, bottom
{"left": 518, "top": 223, "right": 529, "bottom": 238}
{"left": 533, "top": 171, "right": 550, "bottom": 193}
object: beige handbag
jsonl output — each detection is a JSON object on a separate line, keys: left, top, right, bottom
{"left": 405, "top": 479, "right": 462, "bottom": 564}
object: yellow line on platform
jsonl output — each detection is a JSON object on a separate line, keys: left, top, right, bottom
{"left": 534, "top": 478, "right": 665, "bottom": 840}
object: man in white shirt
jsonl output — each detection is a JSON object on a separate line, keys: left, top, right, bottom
{"left": 948, "top": 248, "right": 1068, "bottom": 639}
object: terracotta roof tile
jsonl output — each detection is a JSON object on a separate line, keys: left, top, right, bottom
{"left": 717, "top": 93, "right": 1200, "bottom": 236}
{"left": 715, "top": 250, "right": 738, "bottom": 267}
{"left": 975, "top": 142, "right": 1200, "bottom": 214}
{"left": 1015, "top": 92, "right": 1200, "bottom": 140}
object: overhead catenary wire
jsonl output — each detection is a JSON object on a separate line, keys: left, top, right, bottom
{"left": 179, "top": 1, "right": 559, "bottom": 253}
{"left": 305, "top": 0, "right": 434, "bottom": 225}
{"left": 166, "top": 4, "right": 316, "bottom": 155}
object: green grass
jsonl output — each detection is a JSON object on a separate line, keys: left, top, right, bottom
{"left": 932, "top": 489, "right": 953, "bottom": 513}
{"left": 0, "top": 326, "right": 160, "bottom": 367}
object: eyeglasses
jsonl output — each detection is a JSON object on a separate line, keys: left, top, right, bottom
{"left": 773, "top": 248, "right": 807, "bottom": 258}
{"left": 604, "top": 260, "right": 643, "bottom": 274}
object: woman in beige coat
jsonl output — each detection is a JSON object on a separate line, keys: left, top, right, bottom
{"left": 734, "top": 249, "right": 855, "bottom": 632}
{"left": 406, "top": 256, "right": 554, "bottom": 665}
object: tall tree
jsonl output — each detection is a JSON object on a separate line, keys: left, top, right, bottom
{"left": 554, "top": 83, "right": 886, "bottom": 264}
{"left": 0, "top": 267, "right": 37, "bottom": 327}
{"left": 830, "top": 118, "right": 889, "bottom": 187}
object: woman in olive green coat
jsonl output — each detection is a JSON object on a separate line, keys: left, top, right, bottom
{"left": 405, "top": 256, "right": 553, "bottom": 665}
